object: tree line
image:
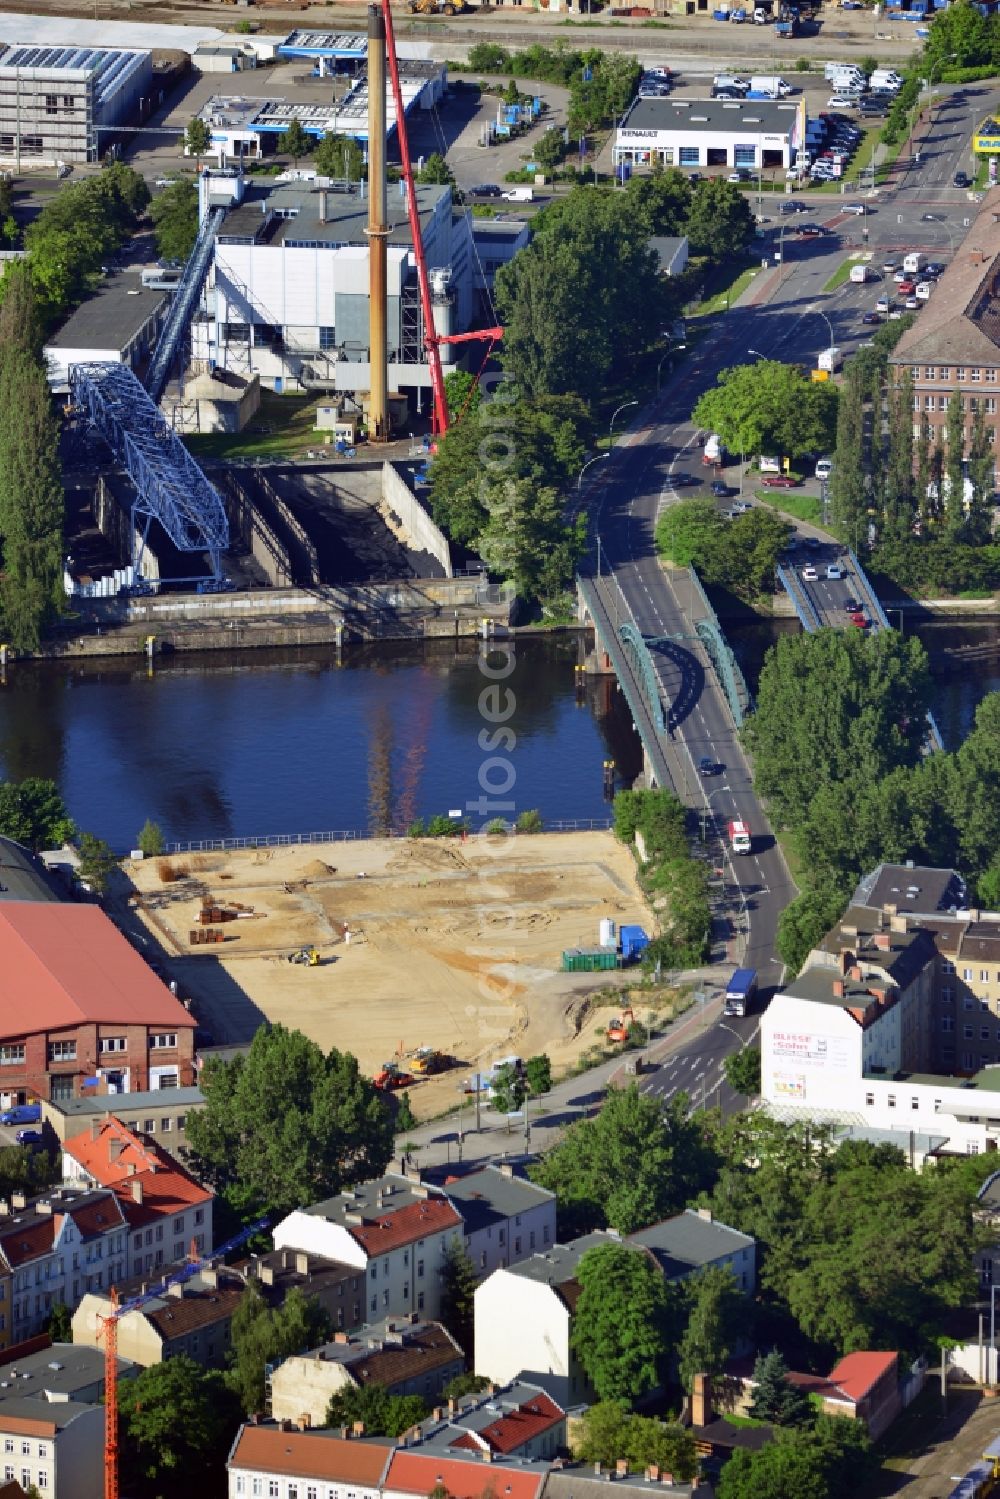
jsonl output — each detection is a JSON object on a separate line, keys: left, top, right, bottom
{"left": 611, "top": 789, "right": 712, "bottom": 969}
{"left": 656, "top": 498, "right": 792, "bottom": 605}
{"left": 464, "top": 42, "right": 641, "bottom": 138}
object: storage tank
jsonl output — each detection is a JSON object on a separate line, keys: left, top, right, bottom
{"left": 599, "top": 918, "right": 617, "bottom": 949}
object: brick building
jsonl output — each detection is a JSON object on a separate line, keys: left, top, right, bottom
{"left": 0, "top": 903, "right": 195, "bottom": 1108}
{"left": 890, "top": 186, "right": 1000, "bottom": 490}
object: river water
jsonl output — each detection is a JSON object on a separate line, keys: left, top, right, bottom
{"left": 0, "top": 622, "right": 995, "bottom": 848}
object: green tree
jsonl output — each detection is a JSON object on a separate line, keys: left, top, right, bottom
{"left": 226, "top": 1283, "right": 330, "bottom": 1415}
{"left": 278, "top": 118, "right": 312, "bottom": 159}
{"left": 533, "top": 127, "right": 566, "bottom": 172}
{"left": 677, "top": 1265, "right": 744, "bottom": 1394}
{"left": 923, "top": 0, "right": 993, "bottom": 71}
{"left": 77, "top": 832, "right": 117, "bottom": 895}
{"left": 532, "top": 1086, "right": 716, "bottom": 1237}
{"left": 978, "top": 854, "right": 1000, "bottom": 909}
{"left": 314, "top": 132, "right": 365, "bottom": 182}
{"left": 693, "top": 360, "right": 838, "bottom": 463}
{"left": 0, "top": 1143, "right": 59, "bottom": 1199}
{"left": 966, "top": 399, "right": 994, "bottom": 543}
{"left": 490, "top": 1059, "right": 527, "bottom": 1129}
{"left": 46, "top": 1302, "right": 73, "bottom": 1342}
{"left": 717, "top": 1435, "right": 830, "bottom": 1499}
{"left": 395, "top": 1090, "right": 416, "bottom": 1132}
{"left": 625, "top": 167, "right": 692, "bottom": 237}
{"left": 478, "top": 474, "right": 587, "bottom": 605}
{"left": 944, "top": 387, "right": 966, "bottom": 538}
{"left": 137, "top": 819, "right": 166, "bottom": 858}
{"left": 439, "top": 1238, "right": 478, "bottom": 1354}
{"left": 442, "top": 368, "right": 482, "bottom": 423}
{"left": 747, "top": 1350, "right": 811, "bottom": 1426}
{"left": 525, "top": 1054, "right": 552, "bottom": 1099}
{"left": 571, "top": 1244, "right": 673, "bottom": 1403}
{"left": 776, "top": 878, "right": 851, "bottom": 976}
{"left": 185, "top": 1024, "right": 393, "bottom": 1223}
{"left": 809, "top": 1415, "right": 877, "bottom": 1493}
{"left": 120, "top": 1356, "right": 242, "bottom": 1499}
{"left": 326, "top": 1384, "right": 428, "bottom": 1437}
{"left": 0, "top": 349, "right": 65, "bottom": 648}
{"left": 723, "top": 1046, "right": 761, "bottom": 1099}
{"left": 184, "top": 117, "right": 212, "bottom": 166}
{"left": 830, "top": 363, "right": 868, "bottom": 543}
{"left": 0, "top": 261, "right": 43, "bottom": 358}
{"left": 685, "top": 177, "right": 755, "bottom": 259}
{"left": 884, "top": 369, "right": 915, "bottom": 540}
{"left": 416, "top": 152, "right": 454, "bottom": 185}
{"left": 150, "top": 178, "right": 199, "bottom": 264}
{"left": 655, "top": 498, "right": 726, "bottom": 569}
{"left": 443, "top": 1372, "right": 490, "bottom": 1401}
{"left": 0, "top": 778, "right": 74, "bottom": 849}
{"left": 573, "top": 1402, "right": 697, "bottom": 1480}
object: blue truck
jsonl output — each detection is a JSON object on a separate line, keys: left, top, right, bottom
{"left": 724, "top": 968, "right": 758, "bottom": 1017}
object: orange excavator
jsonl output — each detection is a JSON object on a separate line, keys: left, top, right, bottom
{"left": 607, "top": 1006, "right": 635, "bottom": 1045}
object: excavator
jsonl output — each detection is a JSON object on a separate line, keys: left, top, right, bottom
{"left": 607, "top": 1006, "right": 635, "bottom": 1045}
{"left": 407, "top": 0, "right": 468, "bottom": 15}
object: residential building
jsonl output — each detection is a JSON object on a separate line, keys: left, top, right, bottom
{"left": 73, "top": 1266, "right": 245, "bottom": 1369}
{"left": 889, "top": 186, "right": 1000, "bottom": 490}
{"left": 383, "top": 1449, "right": 549, "bottom": 1499}
{"left": 0, "top": 1187, "right": 128, "bottom": 1346}
{"left": 61, "top": 1116, "right": 213, "bottom": 1274}
{"left": 227, "top": 1427, "right": 395, "bottom": 1499}
{"left": 0, "top": 902, "right": 196, "bottom": 1110}
{"left": 241, "top": 1249, "right": 367, "bottom": 1334}
{"left": 404, "top": 1381, "right": 565, "bottom": 1462}
{"left": 268, "top": 1317, "right": 464, "bottom": 1427}
{"left": 613, "top": 97, "right": 803, "bottom": 174}
{"left": 0, "top": 1341, "right": 135, "bottom": 1499}
{"left": 543, "top": 1470, "right": 701, "bottom": 1499}
{"left": 0, "top": 43, "right": 153, "bottom": 165}
{"left": 438, "top": 1165, "right": 556, "bottom": 1276}
{"left": 0, "top": 839, "right": 62, "bottom": 905}
{"left": 787, "top": 1352, "right": 901, "bottom": 1440}
{"left": 474, "top": 1213, "right": 755, "bottom": 1406}
{"left": 273, "top": 1175, "right": 465, "bottom": 1322}
{"left": 41, "top": 1086, "right": 205, "bottom": 1149}
{"left": 44, "top": 278, "right": 168, "bottom": 393}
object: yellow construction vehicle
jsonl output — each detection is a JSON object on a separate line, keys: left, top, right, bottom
{"left": 288, "top": 947, "right": 321, "bottom": 966}
{"left": 409, "top": 1046, "right": 449, "bottom": 1075}
{"left": 408, "top": 0, "right": 467, "bottom": 14}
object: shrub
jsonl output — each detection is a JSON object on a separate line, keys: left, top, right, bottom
{"left": 485, "top": 817, "right": 510, "bottom": 834}
{"left": 406, "top": 818, "right": 426, "bottom": 838}
{"left": 515, "top": 809, "right": 544, "bottom": 833}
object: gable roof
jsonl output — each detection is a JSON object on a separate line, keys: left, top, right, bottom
{"left": 304, "top": 1320, "right": 463, "bottom": 1389}
{"left": 385, "top": 1450, "right": 545, "bottom": 1499}
{"left": 64, "top": 1117, "right": 212, "bottom": 1227}
{"left": 890, "top": 189, "right": 1000, "bottom": 368}
{"left": 299, "top": 1175, "right": 463, "bottom": 1256}
{"left": 439, "top": 1167, "right": 554, "bottom": 1234}
{"left": 0, "top": 1190, "right": 126, "bottom": 1270}
{"left": 827, "top": 1351, "right": 898, "bottom": 1403}
{"left": 446, "top": 1392, "right": 564, "bottom": 1455}
{"left": 0, "top": 903, "right": 194, "bottom": 1040}
{"left": 229, "top": 1427, "right": 394, "bottom": 1484}
{"left": 627, "top": 1210, "right": 752, "bottom": 1278}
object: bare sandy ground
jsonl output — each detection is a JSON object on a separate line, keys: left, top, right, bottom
{"left": 126, "top": 831, "right": 656, "bottom": 1117}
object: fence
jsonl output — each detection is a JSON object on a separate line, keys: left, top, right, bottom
{"left": 163, "top": 817, "right": 612, "bottom": 855}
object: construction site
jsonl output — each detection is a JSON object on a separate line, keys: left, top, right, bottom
{"left": 124, "top": 830, "right": 658, "bottom": 1119}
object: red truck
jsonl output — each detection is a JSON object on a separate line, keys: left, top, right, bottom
{"left": 728, "top": 819, "right": 752, "bottom": 855}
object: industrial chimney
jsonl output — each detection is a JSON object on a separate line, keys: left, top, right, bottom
{"left": 366, "top": 3, "right": 389, "bottom": 441}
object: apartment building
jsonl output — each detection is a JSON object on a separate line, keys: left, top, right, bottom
{"left": 61, "top": 1116, "right": 213, "bottom": 1275}
{"left": 228, "top": 1428, "right": 394, "bottom": 1499}
{"left": 438, "top": 1166, "right": 556, "bottom": 1277}
{"left": 0, "top": 1188, "right": 128, "bottom": 1346}
{"left": 74, "top": 1266, "right": 245, "bottom": 1369}
{"left": 42, "top": 1087, "right": 205, "bottom": 1150}
{"left": 890, "top": 185, "right": 1000, "bottom": 488}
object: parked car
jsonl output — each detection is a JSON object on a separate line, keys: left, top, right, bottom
{"left": 471, "top": 184, "right": 502, "bottom": 197}
{"left": 732, "top": 501, "right": 752, "bottom": 513}
{"left": 0, "top": 1104, "right": 40, "bottom": 1126}
{"left": 898, "top": 278, "right": 916, "bottom": 295}
{"left": 815, "top": 459, "right": 833, "bottom": 480}
{"left": 762, "top": 475, "right": 798, "bottom": 488}
{"left": 876, "top": 296, "right": 892, "bottom": 313}
{"left": 882, "top": 261, "right": 896, "bottom": 274}
{"left": 15, "top": 1129, "right": 43, "bottom": 1146}
{"left": 893, "top": 270, "right": 907, "bottom": 283}
{"left": 802, "top": 565, "right": 819, "bottom": 580}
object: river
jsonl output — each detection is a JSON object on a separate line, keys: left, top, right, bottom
{"left": 0, "top": 621, "right": 995, "bottom": 848}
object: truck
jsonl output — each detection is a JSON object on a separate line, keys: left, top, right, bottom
{"left": 903, "top": 251, "right": 926, "bottom": 275}
{"left": 703, "top": 432, "right": 723, "bottom": 465}
{"left": 728, "top": 818, "right": 752, "bottom": 854}
{"left": 724, "top": 968, "right": 758, "bottom": 1017}
{"left": 818, "top": 346, "right": 843, "bottom": 373}
{"left": 748, "top": 74, "right": 793, "bottom": 97}
{"left": 850, "top": 263, "right": 872, "bottom": 283}
{"left": 825, "top": 59, "right": 864, "bottom": 81}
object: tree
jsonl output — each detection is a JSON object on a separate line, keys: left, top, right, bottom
{"left": 966, "top": 399, "right": 994, "bottom": 543}
{"left": 685, "top": 177, "right": 755, "bottom": 259}
{"left": 0, "top": 1143, "right": 58, "bottom": 1200}
{"left": 0, "top": 349, "right": 65, "bottom": 648}
{"left": 693, "top": 360, "right": 838, "bottom": 463}
{"left": 978, "top": 853, "right": 1000, "bottom": 909}
{"left": 77, "top": 832, "right": 117, "bottom": 895}
{"left": 723, "top": 1046, "right": 761, "bottom": 1099}
{"left": 655, "top": 498, "right": 726, "bottom": 569}
{"left": 395, "top": 1090, "right": 416, "bottom": 1132}
{"left": 571, "top": 1244, "right": 673, "bottom": 1403}
{"left": 443, "top": 1372, "right": 490, "bottom": 1401}
{"left": 185, "top": 1024, "right": 394, "bottom": 1223}
{"left": 884, "top": 369, "right": 915, "bottom": 541}
{"left": 533, "top": 128, "right": 565, "bottom": 172}
{"left": 574, "top": 1402, "right": 697, "bottom": 1480}
{"left": 944, "top": 387, "right": 966, "bottom": 538}
{"left": 717, "top": 1435, "right": 831, "bottom": 1499}
{"left": 46, "top": 1302, "right": 72, "bottom": 1342}
{"left": 775, "top": 877, "right": 851, "bottom": 976}
{"left": 278, "top": 118, "right": 312, "bottom": 160}
{"left": 226, "top": 1283, "right": 330, "bottom": 1415}
{"left": 416, "top": 152, "right": 454, "bottom": 186}
{"left": 0, "top": 778, "right": 74, "bottom": 849}
{"left": 150, "top": 178, "right": 199, "bottom": 264}
{"left": 326, "top": 1384, "right": 428, "bottom": 1437}
{"left": 676, "top": 1265, "right": 744, "bottom": 1394}
{"left": 120, "top": 1356, "right": 242, "bottom": 1499}
{"left": 490, "top": 1060, "right": 527, "bottom": 1130}
{"left": 137, "top": 819, "right": 166, "bottom": 857}
{"left": 184, "top": 117, "right": 212, "bottom": 166}
{"left": 532, "top": 1086, "right": 717, "bottom": 1237}
{"left": 314, "top": 132, "right": 365, "bottom": 182}
{"left": 747, "top": 1350, "right": 811, "bottom": 1427}
{"left": 477, "top": 474, "right": 587, "bottom": 606}
{"left": 525, "top": 1054, "right": 552, "bottom": 1099}
{"left": 625, "top": 168, "right": 692, "bottom": 237}
{"left": 439, "top": 1238, "right": 478, "bottom": 1354}
{"left": 0, "top": 261, "right": 43, "bottom": 359}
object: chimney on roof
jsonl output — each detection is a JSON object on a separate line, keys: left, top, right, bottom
{"left": 874, "top": 932, "right": 892, "bottom": 952}
{"left": 335, "top": 1331, "right": 350, "bottom": 1344}
{"left": 646, "top": 1468, "right": 659, "bottom": 1484}
{"left": 319, "top": 189, "right": 328, "bottom": 224}
{"left": 890, "top": 913, "right": 908, "bottom": 933}
{"left": 432, "top": 1408, "right": 442, "bottom": 1421}
{"left": 202, "top": 1268, "right": 218, "bottom": 1290}
{"left": 885, "top": 902, "right": 897, "bottom": 917}
{"left": 833, "top": 979, "right": 845, "bottom": 998}
{"left": 481, "top": 1449, "right": 493, "bottom": 1464}
{"left": 849, "top": 965, "right": 863, "bottom": 981}
{"left": 0, "top": 1201, "right": 9, "bottom": 1218}
{"left": 126, "top": 1163, "right": 137, "bottom": 1177}
{"left": 36, "top": 1201, "right": 52, "bottom": 1216}
{"left": 131, "top": 1180, "right": 143, "bottom": 1204}
{"left": 299, "top": 1414, "right": 312, "bottom": 1431}
{"left": 11, "top": 1193, "right": 25, "bottom": 1210}
{"left": 259, "top": 1264, "right": 274, "bottom": 1286}
{"left": 448, "top": 1399, "right": 456, "bottom": 1415}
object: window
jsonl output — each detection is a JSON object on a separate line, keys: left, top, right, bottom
{"left": 44, "top": 93, "right": 57, "bottom": 114}
{"left": 514, "top": 1236, "right": 522, "bottom": 1254}
{"left": 911, "top": 1096, "right": 919, "bottom": 1110}
{"left": 543, "top": 1224, "right": 550, "bottom": 1243}
{"left": 370, "top": 1296, "right": 377, "bottom": 1314}
{"left": 269, "top": 1483, "right": 279, "bottom": 1498}
{"left": 888, "top": 1094, "right": 896, "bottom": 1108}
{"left": 37, "top": 1474, "right": 47, "bottom": 1490}
{"left": 679, "top": 146, "right": 699, "bottom": 166}
{"left": 480, "top": 1252, "right": 487, "bottom": 1269}
{"left": 529, "top": 1231, "right": 536, "bottom": 1249}
{"left": 149, "top": 1034, "right": 177, "bottom": 1049}
{"left": 47, "top": 1041, "right": 76, "bottom": 1062}
{"left": 252, "top": 1481, "right": 262, "bottom": 1498}
{"left": 0, "top": 1044, "right": 25, "bottom": 1065}
{"left": 965, "top": 995, "right": 974, "bottom": 1009}
{"left": 965, "top": 1025, "right": 975, "bottom": 1040}
{"left": 417, "top": 1291, "right": 424, "bottom": 1310}
{"left": 160, "top": 1116, "right": 172, "bottom": 1132}
{"left": 417, "top": 1260, "right": 424, "bottom": 1278}
{"left": 957, "top": 368, "right": 968, "bottom": 382}
{"left": 983, "top": 970, "right": 991, "bottom": 982}
{"left": 20, "top": 1444, "right": 29, "bottom": 1457}
{"left": 973, "top": 369, "right": 983, "bottom": 382}
{"left": 143, "top": 1121, "right": 154, "bottom": 1135}
{"left": 319, "top": 326, "right": 335, "bottom": 349}
{"left": 965, "top": 968, "right": 974, "bottom": 981}
{"left": 4, "top": 1441, "right": 12, "bottom": 1455}
{"left": 942, "top": 987, "right": 953, "bottom": 1002}
{"left": 100, "top": 1037, "right": 127, "bottom": 1053}
{"left": 865, "top": 1091, "right": 874, "bottom": 1106}
{"left": 943, "top": 960, "right": 956, "bottom": 973}
{"left": 383, "top": 1290, "right": 389, "bottom": 1308}
{"left": 195, "top": 1208, "right": 204, "bottom": 1225}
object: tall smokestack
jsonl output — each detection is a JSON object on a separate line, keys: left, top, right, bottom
{"left": 367, "top": 3, "right": 389, "bottom": 441}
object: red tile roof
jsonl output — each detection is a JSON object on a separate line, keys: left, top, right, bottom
{"left": 229, "top": 1428, "right": 393, "bottom": 1484}
{"left": 65, "top": 1119, "right": 212, "bottom": 1228}
{"left": 827, "top": 1351, "right": 898, "bottom": 1404}
{"left": 386, "top": 1452, "right": 545, "bottom": 1499}
{"left": 348, "top": 1199, "right": 462, "bottom": 1254}
{"left": 0, "top": 903, "right": 194, "bottom": 1041}
{"left": 447, "top": 1394, "right": 563, "bottom": 1456}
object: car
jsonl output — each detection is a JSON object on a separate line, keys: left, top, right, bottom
{"left": 805, "top": 535, "right": 821, "bottom": 549}
{"left": 954, "top": 170, "right": 970, "bottom": 188}
{"left": 732, "top": 501, "right": 752, "bottom": 513}
{"left": 154, "top": 176, "right": 176, "bottom": 188}
{"left": 905, "top": 296, "right": 919, "bottom": 310}
{"left": 727, "top": 170, "right": 750, "bottom": 183}
{"left": 898, "top": 279, "right": 916, "bottom": 295}
{"left": 842, "top": 203, "right": 866, "bottom": 215}
{"left": 715, "top": 90, "right": 740, "bottom": 100}
{"left": 882, "top": 261, "right": 896, "bottom": 275}
{"left": 762, "top": 475, "right": 798, "bottom": 488}
{"left": 698, "top": 756, "right": 720, "bottom": 776}
{"left": 782, "top": 200, "right": 808, "bottom": 213}
{"left": 876, "top": 297, "right": 892, "bottom": 314}
{"left": 815, "top": 459, "right": 833, "bottom": 481}
{"left": 922, "top": 212, "right": 939, "bottom": 222}
{"left": 15, "top": 1129, "right": 43, "bottom": 1146}
{"left": 802, "top": 565, "right": 819, "bottom": 580}
{"left": 843, "top": 595, "right": 860, "bottom": 612}
{"left": 924, "top": 261, "right": 946, "bottom": 276}
{"left": 849, "top": 611, "right": 869, "bottom": 629}
{"left": 471, "top": 184, "right": 502, "bottom": 198}
{"left": 798, "top": 224, "right": 824, "bottom": 237}
{"left": 0, "top": 1104, "right": 40, "bottom": 1127}
{"left": 915, "top": 282, "right": 933, "bottom": 301}
{"left": 826, "top": 564, "right": 843, "bottom": 580}
{"left": 711, "top": 479, "right": 730, "bottom": 497}
{"left": 862, "top": 311, "right": 883, "bottom": 325}
{"left": 672, "top": 473, "right": 698, "bottom": 486}
{"left": 889, "top": 308, "right": 904, "bottom": 320}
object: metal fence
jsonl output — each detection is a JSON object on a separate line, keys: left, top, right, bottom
{"left": 163, "top": 818, "right": 611, "bottom": 855}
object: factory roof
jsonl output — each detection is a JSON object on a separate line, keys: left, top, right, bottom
{"left": 277, "top": 29, "right": 368, "bottom": 58}
{"left": 619, "top": 96, "right": 800, "bottom": 136}
{"left": 217, "top": 180, "right": 448, "bottom": 250}
{"left": 45, "top": 277, "right": 166, "bottom": 353}
{"left": 0, "top": 15, "right": 221, "bottom": 56}
{"left": 0, "top": 837, "right": 62, "bottom": 904}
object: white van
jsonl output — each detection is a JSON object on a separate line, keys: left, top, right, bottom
{"left": 915, "top": 281, "right": 933, "bottom": 301}
{"left": 850, "top": 263, "right": 872, "bottom": 283}
{"left": 870, "top": 69, "right": 902, "bottom": 90}
{"left": 903, "top": 251, "right": 926, "bottom": 275}
{"left": 714, "top": 73, "right": 748, "bottom": 93}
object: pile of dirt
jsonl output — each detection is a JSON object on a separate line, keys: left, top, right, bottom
{"left": 301, "top": 859, "right": 336, "bottom": 879}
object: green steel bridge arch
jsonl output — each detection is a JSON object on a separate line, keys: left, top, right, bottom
{"left": 619, "top": 621, "right": 666, "bottom": 734}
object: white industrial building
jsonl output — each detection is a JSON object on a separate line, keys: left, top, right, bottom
{"left": 614, "top": 96, "right": 805, "bottom": 173}
{"left": 192, "top": 176, "right": 474, "bottom": 400}
{"left": 761, "top": 863, "right": 1000, "bottom": 1159}
{"left": 0, "top": 42, "right": 153, "bottom": 164}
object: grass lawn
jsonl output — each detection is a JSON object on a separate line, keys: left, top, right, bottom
{"left": 823, "top": 258, "right": 856, "bottom": 292}
{"left": 184, "top": 391, "right": 328, "bottom": 461}
{"left": 695, "top": 264, "right": 760, "bottom": 317}
{"left": 974, "top": 154, "right": 991, "bottom": 190}
{"left": 755, "top": 491, "right": 822, "bottom": 525}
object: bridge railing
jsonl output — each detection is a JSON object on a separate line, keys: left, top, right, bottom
{"left": 777, "top": 563, "right": 822, "bottom": 633}
{"left": 688, "top": 567, "right": 753, "bottom": 725}
{"left": 848, "top": 547, "right": 891, "bottom": 631}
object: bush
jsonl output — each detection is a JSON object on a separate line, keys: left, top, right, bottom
{"left": 406, "top": 819, "right": 426, "bottom": 838}
{"left": 485, "top": 817, "right": 510, "bottom": 834}
{"left": 137, "top": 819, "right": 165, "bottom": 858}
{"left": 516, "top": 808, "right": 544, "bottom": 833}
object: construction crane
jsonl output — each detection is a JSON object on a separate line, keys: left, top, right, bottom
{"left": 380, "top": 0, "right": 503, "bottom": 435}
{"left": 100, "top": 1215, "right": 268, "bottom": 1499}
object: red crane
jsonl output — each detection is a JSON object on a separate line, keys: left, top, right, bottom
{"left": 100, "top": 1215, "right": 268, "bottom": 1499}
{"left": 381, "top": 0, "right": 503, "bottom": 435}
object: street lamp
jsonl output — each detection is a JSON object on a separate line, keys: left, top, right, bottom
{"left": 700, "top": 784, "right": 732, "bottom": 842}
{"left": 577, "top": 452, "right": 609, "bottom": 491}
{"left": 609, "top": 400, "right": 638, "bottom": 449}
{"left": 658, "top": 344, "right": 686, "bottom": 394}
{"left": 748, "top": 348, "right": 765, "bottom": 361}
{"left": 815, "top": 307, "right": 835, "bottom": 351}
